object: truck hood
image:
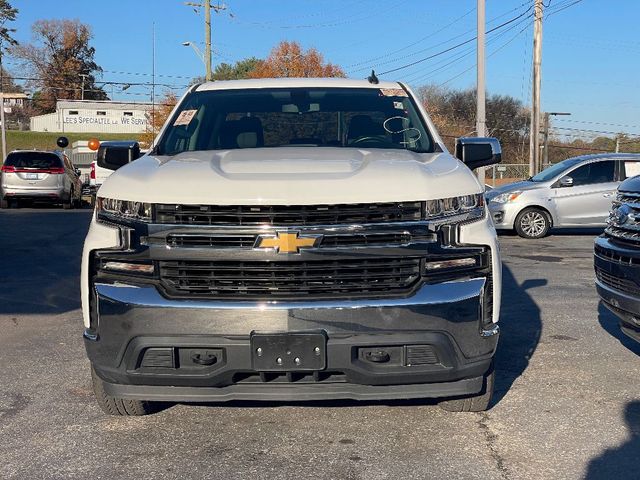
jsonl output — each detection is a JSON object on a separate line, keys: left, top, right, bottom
{"left": 98, "top": 147, "right": 481, "bottom": 204}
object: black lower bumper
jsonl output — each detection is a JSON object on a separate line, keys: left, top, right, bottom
{"left": 86, "top": 278, "right": 498, "bottom": 402}
{"left": 594, "top": 236, "right": 640, "bottom": 343}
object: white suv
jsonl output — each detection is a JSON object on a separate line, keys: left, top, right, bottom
{"left": 81, "top": 78, "right": 503, "bottom": 415}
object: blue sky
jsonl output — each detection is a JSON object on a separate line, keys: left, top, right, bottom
{"left": 6, "top": 0, "right": 640, "bottom": 139}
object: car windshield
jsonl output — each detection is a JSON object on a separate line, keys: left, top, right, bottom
{"left": 4, "top": 152, "right": 62, "bottom": 169}
{"left": 155, "top": 87, "right": 434, "bottom": 155}
{"left": 530, "top": 157, "right": 584, "bottom": 182}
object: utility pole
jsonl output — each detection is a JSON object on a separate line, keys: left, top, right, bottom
{"left": 475, "top": 0, "right": 486, "bottom": 185}
{"left": 0, "top": 39, "right": 6, "bottom": 162}
{"left": 529, "top": 0, "right": 544, "bottom": 177}
{"left": 185, "top": 2, "right": 227, "bottom": 81}
{"left": 79, "top": 74, "right": 89, "bottom": 100}
{"left": 542, "top": 111, "right": 570, "bottom": 169}
{"left": 204, "top": 1, "right": 212, "bottom": 81}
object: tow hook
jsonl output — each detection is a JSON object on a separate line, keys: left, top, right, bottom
{"left": 191, "top": 351, "right": 218, "bottom": 366}
{"left": 365, "top": 350, "right": 391, "bottom": 363}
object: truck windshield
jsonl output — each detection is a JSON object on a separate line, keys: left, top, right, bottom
{"left": 155, "top": 87, "right": 434, "bottom": 155}
{"left": 530, "top": 157, "right": 584, "bottom": 182}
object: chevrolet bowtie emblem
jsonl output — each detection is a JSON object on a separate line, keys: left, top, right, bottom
{"left": 256, "top": 232, "right": 322, "bottom": 254}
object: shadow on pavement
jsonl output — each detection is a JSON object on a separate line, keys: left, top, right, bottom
{"left": 585, "top": 400, "right": 640, "bottom": 480}
{"left": 597, "top": 302, "right": 640, "bottom": 356}
{"left": 0, "top": 210, "right": 92, "bottom": 315}
{"left": 498, "top": 227, "right": 604, "bottom": 238}
{"left": 549, "top": 227, "right": 604, "bottom": 237}
{"left": 492, "top": 265, "right": 544, "bottom": 406}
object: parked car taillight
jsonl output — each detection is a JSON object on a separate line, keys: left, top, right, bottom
{"left": 90, "top": 162, "right": 96, "bottom": 179}
{"left": 1, "top": 165, "right": 16, "bottom": 173}
{"left": 48, "top": 167, "right": 65, "bottom": 174}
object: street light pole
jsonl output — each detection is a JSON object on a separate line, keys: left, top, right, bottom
{"left": 185, "top": 2, "right": 226, "bottom": 81}
{"left": 182, "top": 41, "right": 205, "bottom": 65}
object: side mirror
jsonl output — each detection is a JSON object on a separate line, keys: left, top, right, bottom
{"left": 559, "top": 176, "right": 573, "bottom": 188}
{"left": 455, "top": 137, "right": 502, "bottom": 170}
{"left": 97, "top": 142, "right": 141, "bottom": 171}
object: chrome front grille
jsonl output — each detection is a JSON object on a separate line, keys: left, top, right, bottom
{"left": 164, "top": 231, "right": 422, "bottom": 249}
{"left": 159, "top": 258, "right": 423, "bottom": 299}
{"left": 605, "top": 192, "right": 640, "bottom": 245}
{"left": 155, "top": 202, "right": 424, "bottom": 226}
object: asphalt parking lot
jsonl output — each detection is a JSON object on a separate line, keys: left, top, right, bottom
{"left": 0, "top": 208, "right": 638, "bottom": 480}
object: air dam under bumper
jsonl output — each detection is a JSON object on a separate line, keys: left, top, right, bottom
{"left": 86, "top": 277, "right": 498, "bottom": 402}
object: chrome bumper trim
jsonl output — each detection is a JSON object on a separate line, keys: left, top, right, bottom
{"left": 95, "top": 277, "right": 486, "bottom": 311}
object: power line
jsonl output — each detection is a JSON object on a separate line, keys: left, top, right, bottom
{"left": 404, "top": 12, "right": 532, "bottom": 86}
{"left": 348, "top": 1, "right": 534, "bottom": 73}
{"left": 345, "top": 6, "right": 477, "bottom": 70}
{"left": 377, "top": 5, "right": 535, "bottom": 76}
{"left": 437, "top": 21, "right": 531, "bottom": 87}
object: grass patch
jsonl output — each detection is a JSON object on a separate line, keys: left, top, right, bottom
{"left": 3, "top": 131, "right": 140, "bottom": 155}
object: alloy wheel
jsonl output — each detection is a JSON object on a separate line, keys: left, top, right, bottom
{"left": 519, "top": 211, "right": 547, "bottom": 238}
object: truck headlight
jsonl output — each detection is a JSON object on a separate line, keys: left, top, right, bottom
{"left": 97, "top": 197, "right": 153, "bottom": 222}
{"left": 490, "top": 191, "right": 522, "bottom": 204}
{"left": 426, "top": 193, "right": 484, "bottom": 221}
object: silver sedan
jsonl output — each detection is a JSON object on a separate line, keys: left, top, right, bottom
{"left": 486, "top": 153, "right": 640, "bottom": 239}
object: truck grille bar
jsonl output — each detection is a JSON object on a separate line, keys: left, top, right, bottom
{"left": 159, "top": 258, "right": 422, "bottom": 299}
{"left": 155, "top": 202, "right": 424, "bottom": 226}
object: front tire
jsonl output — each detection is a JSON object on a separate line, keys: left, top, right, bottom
{"left": 91, "top": 367, "right": 159, "bottom": 416}
{"left": 514, "top": 207, "right": 550, "bottom": 239}
{"left": 439, "top": 361, "right": 495, "bottom": 412}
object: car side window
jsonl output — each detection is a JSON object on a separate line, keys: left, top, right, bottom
{"left": 568, "top": 161, "right": 615, "bottom": 186}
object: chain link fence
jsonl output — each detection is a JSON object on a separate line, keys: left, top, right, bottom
{"left": 486, "top": 164, "right": 530, "bottom": 186}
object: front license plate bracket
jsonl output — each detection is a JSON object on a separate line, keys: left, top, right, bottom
{"left": 251, "top": 332, "right": 326, "bottom": 371}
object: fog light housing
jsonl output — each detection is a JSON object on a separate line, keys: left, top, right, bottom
{"left": 425, "top": 257, "right": 477, "bottom": 271}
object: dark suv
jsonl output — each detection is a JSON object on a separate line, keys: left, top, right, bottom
{"left": 594, "top": 175, "right": 640, "bottom": 343}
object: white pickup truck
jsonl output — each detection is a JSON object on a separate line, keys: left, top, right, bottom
{"left": 81, "top": 77, "right": 502, "bottom": 415}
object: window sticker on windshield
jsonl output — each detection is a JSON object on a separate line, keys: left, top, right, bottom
{"left": 380, "top": 88, "right": 408, "bottom": 97}
{"left": 393, "top": 101, "right": 404, "bottom": 110}
{"left": 173, "top": 109, "right": 197, "bottom": 126}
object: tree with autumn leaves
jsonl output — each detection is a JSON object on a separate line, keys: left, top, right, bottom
{"left": 249, "top": 41, "right": 344, "bottom": 79}
{"left": 139, "top": 92, "right": 178, "bottom": 147}
{"left": 12, "top": 19, "right": 107, "bottom": 114}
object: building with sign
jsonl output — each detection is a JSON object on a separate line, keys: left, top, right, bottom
{"left": 30, "top": 99, "right": 152, "bottom": 134}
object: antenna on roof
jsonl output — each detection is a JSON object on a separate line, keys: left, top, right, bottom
{"left": 367, "top": 70, "right": 379, "bottom": 85}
